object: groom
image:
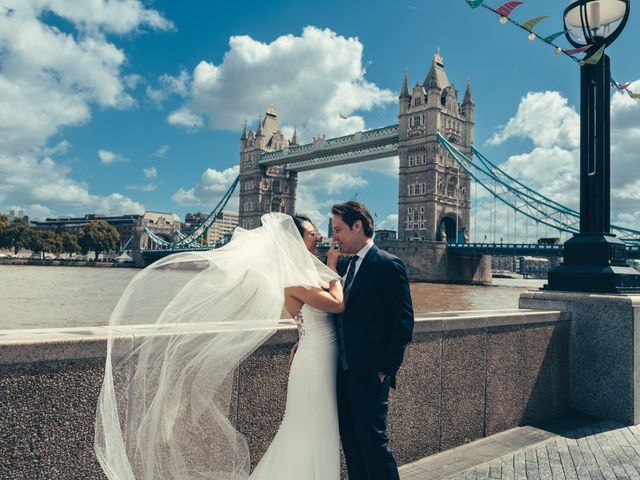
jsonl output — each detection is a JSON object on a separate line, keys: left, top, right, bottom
{"left": 330, "top": 201, "right": 414, "bottom": 480}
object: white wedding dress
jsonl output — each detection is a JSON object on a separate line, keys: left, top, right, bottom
{"left": 248, "top": 304, "right": 340, "bottom": 480}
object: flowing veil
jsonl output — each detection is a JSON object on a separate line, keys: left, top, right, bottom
{"left": 95, "top": 213, "right": 339, "bottom": 480}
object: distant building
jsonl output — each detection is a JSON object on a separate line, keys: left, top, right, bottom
{"left": 184, "top": 212, "right": 208, "bottom": 228}
{"left": 31, "top": 211, "right": 181, "bottom": 250}
{"left": 375, "top": 229, "right": 397, "bottom": 241}
{"left": 207, "top": 211, "right": 239, "bottom": 244}
{"left": 32, "top": 214, "right": 142, "bottom": 246}
{"left": 182, "top": 211, "right": 239, "bottom": 245}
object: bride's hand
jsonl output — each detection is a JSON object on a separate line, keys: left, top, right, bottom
{"left": 326, "top": 243, "right": 341, "bottom": 271}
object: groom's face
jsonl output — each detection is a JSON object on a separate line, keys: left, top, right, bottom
{"left": 332, "top": 215, "right": 361, "bottom": 255}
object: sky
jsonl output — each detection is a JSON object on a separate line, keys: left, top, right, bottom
{"left": 1, "top": 0, "right": 639, "bottom": 241}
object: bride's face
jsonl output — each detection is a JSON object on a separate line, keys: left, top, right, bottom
{"left": 301, "top": 221, "right": 319, "bottom": 255}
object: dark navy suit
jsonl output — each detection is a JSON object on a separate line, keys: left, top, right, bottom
{"left": 336, "top": 244, "right": 414, "bottom": 480}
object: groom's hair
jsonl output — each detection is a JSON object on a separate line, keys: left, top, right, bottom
{"left": 292, "top": 214, "right": 313, "bottom": 237}
{"left": 331, "top": 201, "right": 374, "bottom": 238}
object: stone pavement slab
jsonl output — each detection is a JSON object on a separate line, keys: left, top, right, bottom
{"left": 400, "top": 415, "right": 640, "bottom": 480}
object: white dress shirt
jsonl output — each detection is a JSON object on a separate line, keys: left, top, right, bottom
{"left": 342, "top": 240, "right": 374, "bottom": 281}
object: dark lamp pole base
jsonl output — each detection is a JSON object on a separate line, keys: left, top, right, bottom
{"left": 545, "top": 234, "right": 640, "bottom": 294}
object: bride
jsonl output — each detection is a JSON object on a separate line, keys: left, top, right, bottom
{"left": 95, "top": 213, "right": 343, "bottom": 480}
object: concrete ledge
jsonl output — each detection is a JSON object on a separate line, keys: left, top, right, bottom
{"left": 521, "top": 291, "right": 640, "bottom": 425}
{"left": 0, "top": 309, "right": 569, "bottom": 479}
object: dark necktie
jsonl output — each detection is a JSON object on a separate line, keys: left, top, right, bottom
{"left": 343, "top": 255, "right": 359, "bottom": 294}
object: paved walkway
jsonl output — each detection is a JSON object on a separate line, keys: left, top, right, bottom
{"left": 399, "top": 415, "right": 640, "bottom": 480}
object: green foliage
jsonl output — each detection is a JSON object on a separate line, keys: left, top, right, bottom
{"left": 30, "top": 230, "right": 64, "bottom": 259}
{"left": 62, "top": 232, "right": 81, "bottom": 256}
{"left": 0, "top": 218, "right": 32, "bottom": 254}
{"left": 79, "top": 221, "right": 120, "bottom": 260}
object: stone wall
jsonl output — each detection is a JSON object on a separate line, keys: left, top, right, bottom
{"left": 0, "top": 310, "right": 568, "bottom": 479}
{"left": 377, "top": 240, "right": 492, "bottom": 284}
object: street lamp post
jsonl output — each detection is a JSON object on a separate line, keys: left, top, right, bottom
{"left": 546, "top": 0, "right": 640, "bottom": 293}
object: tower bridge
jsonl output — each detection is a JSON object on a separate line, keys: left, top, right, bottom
{"left": 233, "top": 50, "right": 488, "bottom": 282}
{"left": 240, "top": 50, "right": 475, "bottom": 250}
{"left": 140, "top": 50, "right": 639, "bottom": 279}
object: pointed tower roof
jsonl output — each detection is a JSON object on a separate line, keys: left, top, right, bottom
{"left": 240, "top": 120, "right": 249, "bottom": 140}
{"left": 290, "top": 127, "right": 299, "bottom": 146}
{"left": 423, "top": 48, "right": 450, "bottom": 90}
{"left": 463, "top": 79, "right": 474, "bottom": 105}
{"left": 399, "top": 69, "right": 410, "bottom": 99}
{"left": 255, "top": 115, "right": 263, "bottom": 136}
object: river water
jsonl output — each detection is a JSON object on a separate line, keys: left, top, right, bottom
{"left": 0, "top": 265, "right": 546, "bottom": 330}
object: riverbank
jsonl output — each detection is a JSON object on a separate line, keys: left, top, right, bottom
{"left": 0, "top": 258, "right": 136, "bottom": 268}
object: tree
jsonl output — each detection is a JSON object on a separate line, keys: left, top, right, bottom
{"left": 2, "top": 218, "right": 32, "bottom": 254}
{"left": 0, "top": 214, "right": 9, "bottom": 250}
{"left": 79, "top": 221, "right": 120, "bottom": 260}
{"left": 29, "top": 230, "right": 63, "bottom": 260}
{"left": 62, "top": 232, "right": 81, "bottom": 256}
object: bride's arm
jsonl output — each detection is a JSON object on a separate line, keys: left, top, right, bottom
{"left": 286, "top": 280, "right": 344, "bottom": 314}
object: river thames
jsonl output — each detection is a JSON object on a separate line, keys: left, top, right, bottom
{"left": 0, "top": 265, "right": 546, "bottom": 330}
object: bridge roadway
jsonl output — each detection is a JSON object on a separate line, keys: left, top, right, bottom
{"left": 258, "top": 124, "right": 399, "bottom": 172}
{"left": 448, "top": 242, "right": 640, "bottom": 260}
{"left": 141, "top": 242, "right": 640, "bottom": 262}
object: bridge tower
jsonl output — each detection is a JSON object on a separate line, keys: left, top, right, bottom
{"left": 238, "top": 106, "right": 298, "bottom": 229}
{"left": 397, "top": 50, "right": 474, "bottom": 242}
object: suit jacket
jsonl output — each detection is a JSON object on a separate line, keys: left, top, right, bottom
{"left": 336, "top": 244, "right": 414, "bottom": 388}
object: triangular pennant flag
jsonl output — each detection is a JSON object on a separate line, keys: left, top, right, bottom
{"left": 628, "top": 90, "right": 640, "bottom": 100}
{"left": 495, "top": 1, "right": 524, "bottom": 17}
{"left": 564, "top": 45, "right": 592, "bottom": 55}
{"left": 583, "top": 45, "right": 605, "bottom": 65}
{"left": 465, "top": 0, "right": 485, "bottom": 8}
{"left": 543, "top": 30, "right": 568, "bottom": 43}
{"left": 522, "top": 16, "right": 549, "bottom": 31}
{"left": 618, "top": 82, "right": 631, "bottom": 90}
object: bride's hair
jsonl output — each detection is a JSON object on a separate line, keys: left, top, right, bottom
{"left": 292, "top": 214, "right": 313, "bottom": 237}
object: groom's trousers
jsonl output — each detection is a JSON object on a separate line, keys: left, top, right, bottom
{"left": 337, "top": 369, "right": 400, "bottom": 480}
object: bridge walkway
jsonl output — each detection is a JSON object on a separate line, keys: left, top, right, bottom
{"left": 399, "top": 413, "right": 640, "bottom": 480}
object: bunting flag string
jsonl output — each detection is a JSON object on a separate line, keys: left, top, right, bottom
{"left": 611, "top": 81, "right": 630, "bottom": 90}
{"left": 495, "top": 1, "right": 524, "bottom": 17}
{"left": 564, "top": 45, "right": 592, "bottom": 55}
{"left": 522, "top": 16, "right": 548, "bottom": 32}
{"left": 543, "top": 30, "right": 568, "bottom": 43}
{"left": 464, "top": 1, "right": 639, "bottom": 101}
{"left": 465, "top": 0, "right": 485, "bottom": 8}
{"left": 583, "top": 45, "right": 605, "bottom": 65}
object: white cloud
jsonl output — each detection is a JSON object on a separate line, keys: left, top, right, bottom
{"left": 144, "top": 167, "right": 157, "bottom": 179}
{"left": 0, "top": 153, "right": 144, "bottom": 220}
{"left": 169, "top": 26, "right": 394, "bottom": 138}
{"left": 0, "top": 0, "right": 170, "bottom": 218}
{"left": 149, "top": 144, "right": 170, "bottom": 159}
{"left": 147, "top": 70, "right": 190, "bottom": 104}
{"left": 172, "top": 166, "right": 240, "bottom": 210}
{"left": 168, "top": 108, "right": 204, "bottom": 130}
{"left": 126, "top": 184, "right": 157, "bottom": 192}
{"left": 488, "top": 91, "right": 580, "bottom": 150}
{"left": 377, "top": 213, "right": 398, "bottom": 231}
{"left": 41, "top": 140, "right": 72, "bottom": 157}
{"left": 475, "top": 86, "right": 640, "bottom": 243}
{"left": 98, "top": 149, "right": 126, "bottom": 164}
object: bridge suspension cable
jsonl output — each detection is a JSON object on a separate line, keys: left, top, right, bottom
{"left": 437, "top": 134, "right": 640, "bottom": 245}
{"left": 144, "top": 175, "right": 240, "bottom": 249}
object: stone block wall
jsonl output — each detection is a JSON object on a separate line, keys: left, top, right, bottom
{"left": 376, "top": 240, "right": 491, "bottom": 284}
{"left": 0, "top": 309, "right": 568, "bottom": 479}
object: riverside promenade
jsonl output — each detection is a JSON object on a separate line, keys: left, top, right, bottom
{"left": 2, "top": 292, "right": 640, "bottom": 479}
{"left": 400, "top": 416, "right": 640, "bottom": 479}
